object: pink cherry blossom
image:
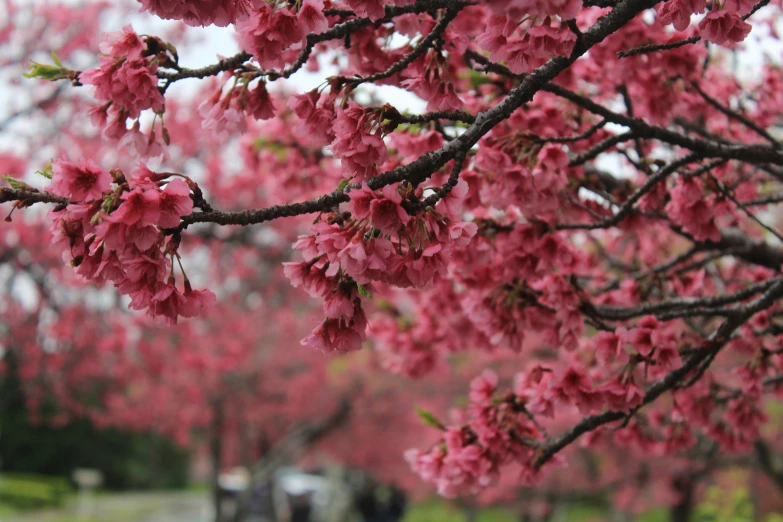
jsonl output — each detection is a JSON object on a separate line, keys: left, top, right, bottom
{"left": 49, "top": 158, "right": 111, "bottom": 202}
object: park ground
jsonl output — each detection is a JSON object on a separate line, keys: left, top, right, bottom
{"left": 2, "top": 488, "right": 779, "bottom": 522}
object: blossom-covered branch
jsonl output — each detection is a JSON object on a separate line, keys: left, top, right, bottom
{"left": 5, "top": 0, "right": 783, "bottom": 508}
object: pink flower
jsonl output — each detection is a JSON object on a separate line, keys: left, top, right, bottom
{"left": 158, "top": 179, "right": 193, "bottom": 228}
{"left": 124, "top": 253, "right": 168, "bottom": 284}
{"left": 94, "top": 219, "right": 127, "bottom": 251}
{"left": 331, "top": 103, "right": 387, "bottom": 181}
{"left": 245, "top": 82, "right": 276, "bottom": 121}
{"left": 345, "top": 0, "right": 386, "bottom": 21}
{"left": 527, "top": 24, "right": 576, "bottom": 59}
{"left": 600, "top": 378, "right": 644, "bottom": 412}
{"left": 553, "top": 366, "right": 601, "bottom": 413}
{"left": 406, "top": 244, "right": 448, "bottom": 287}
{"left": 485, "top": 0, "right": 581, "bottom": 19}
{"left": 369, "top": 185, "right": 410, "bottom": 234}
{"left": 292, "top": 233, "right": 321, "bottom": 261}
{"left": 724, "top": 0, "right": 756, "bottom": 15}
{"left": 181, "top": 281, "right": 217, "bottom": 317}
{"left": 289, "top": 90, "right": 336, "bottom": 146}
{"left": 323, "top": 290, "right": 357, "bottom": 319}
{"left": 87, "top": 102, "right": 111, "bottom": 129}
{"left": 447, "top": 222, "right": 477, "bottom": 247}
{"left": 148, "top": 279, "right": 189, "bottom": 324}
{"left": 301, "top": 303, "right": 368, "bottom": 353}
{"left": 657, "top": 0, "right": 706, "bottom": 30}
{"left": 112, "top": 188, "right": 161, "bottom": 226}
{"left": 288, "top": 89, "right": 320, "bottom": 120}
{"left": 362, "top": 237, "right": 393, "bottom": 276}
{"left": 236, "top": 4, "right": 303, "bottom": 69}
{"left": 137, "top": 0, "right": 252, "bottom": 26}
{"left": 199, "top": 91, "right": 247, "bottom": 137}
{"left": 94, "top": 249, "right": 126, "bottom": 284}
{"left": 283, "top": 261, "right": 332, "bottom": 297}
{"left": 405, "top": 447, "right": 445, "bottom": 482}
{"left": 349, "top": 184, "right": 375, "bottom": 220}
{"left": 617, "top": 316, "right": 660, "bottom": 358}
{"left": 663, "top": 424, "right": 696, "bottom": 455}
{"left": 99, "top": 25, "right": 144, "bottom": 60}
{"left": 337, "top": 240, "right": 370, "bottom": 280}
{"left": 149, "top": 278, "right": 215, "bottom": 324}
{"left": 129, "top": 163, "right": 164, "bottom": 190}
{"left": 665, "top": 176, "right": 723, "bottom": 242}
{"left": 49, "top": 159, "right": 111, "bottom": 202}
{"left": 80, "top": 51, "right": 164, "bottom": 139}
{"left": 129, "top": 223, "right": 160, "bottom": 251}
{"left": 298, "top": 0, "right": 329, "bottom": 34}
{"left": 429, "top": 81, "right": 465, "bottom": 112}
{"left": 469, "top": 370, "right": 499, "bottom": 405}
{"left": 593, "top": 332, "right": 628, "bottom": 365}
{"left": 497, "top": 39, "right": 533, "bottom": 74}
{"left": 698, "top": 11, "right": 752, "bottom": 45}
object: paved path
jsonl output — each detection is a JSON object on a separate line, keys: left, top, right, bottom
{"left": 2, "top": 491, "right": 211, "bottom": 522}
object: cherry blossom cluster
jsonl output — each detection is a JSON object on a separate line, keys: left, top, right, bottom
{"left": 285, "top": 177, "right": 477, "bottom": 353}
{"left": 138, "top": 0, "right": 254, "bottom": 26}
{"left": 199, "top": 74, "right": 276, "bottom": 137}
{"left": 657, "top": 0, "right": 753, "bottom": 45}
{"left": 478, "top": 15, "right": 578, "bottom": 75}
{"left": 236, "top": 0, "right": 329, "bottom": 69}
{"left": 46, "top": 158, "right": 215, "bottom": 324}
{"left": 6, "top": 0, "right": 783, "bottom": 510}
{"left": 407, "top": 319, "right": 768, "bottom": 497}
{"left": 80, "top": 25, "right": 173, "bottom": 155}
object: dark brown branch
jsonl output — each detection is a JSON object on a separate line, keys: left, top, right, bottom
{"left": 158, "top": 0, "right": 466, "bottom": 83}
{"left": 0, "top": 187, "right": 68, "bottom": 206}
{"left": 533, "top": 279, "right": 783, "bottom": 469}
{"left": 534, "top": 119, "right": 607, "bottom": 144}
{"left": 397, "top": 110, "right": 476, "bottom": 125}
{"left": 266, "top": 0, "right": 468, "bottom": 81}
{"left": 690, "top": 81, "right": 780, "bottom": 148}
{"left": 569, "top": 131, "right": 635, "bottom": 166}
{"left": 415, "top": 149, "right": 469, "bottom": 209}
{"left": 615, "top": 0, "right": 768, "bottom": 58}
{"left": 466, "top": 50, "right": 783, "bottom": 165}
{"left": 341, "top": 5, "right": 463, "bottom": 87}
{"left": 176, "top": 0, "right": 666, "bottom": 229}
{"left": 617, "top": 36, "right": 701, "bottom": 58}
{"left": 157, "top": 51, "right": 252, "bottom": 81}
{"left": 590, "top": 276, "right": 781, "bottom": 321}
{"left": 559, "top": 153, "right": 702, "bottom": 230}
{"left": 700, "top": 228, "right": 783, "bottom": 270}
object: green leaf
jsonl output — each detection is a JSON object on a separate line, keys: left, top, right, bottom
{"left": 335, "top": 178, "right": 351, "bottom": 192}
{"left": 35, "top": 163, "right": 53, "bottom": 180}
{"left": 415, "top": 406, "right": 445, "bottom": 431}
{"left": 1, "top": 175, "right": 32, "bottom": 191}
{"left": 252, "top": 138, "right": 267, "bottom": 152}
{"left": 356, "top": 282, "right": 372, "bottom": 299}
{"left": 24, "top": 60, "right": 71, "bottom": 81}
{"left": 101, "top": 193, "right": 116, "bottom": 214}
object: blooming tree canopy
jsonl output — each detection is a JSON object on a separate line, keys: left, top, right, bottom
{"left": 5, "top": 0, "right": 783, "bottom": 515}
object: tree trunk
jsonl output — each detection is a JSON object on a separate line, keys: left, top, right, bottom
{"left": 211, "top": 401, "right": 224, "bottom": 522}
{"left": 669, "top": 474, "right": 693, "bottom": 522}
{"left": 463, "top": 503, "right": 478, "bottom": 522}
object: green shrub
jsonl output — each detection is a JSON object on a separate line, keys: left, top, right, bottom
{"left": 0, "top": 472, "right": 71, "bottom": 509}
